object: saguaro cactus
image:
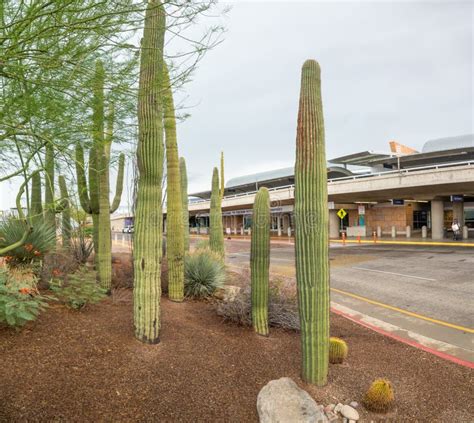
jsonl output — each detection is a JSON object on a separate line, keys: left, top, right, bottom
{"left": 163, "top": 63, "right": 184, "bottom": 302}
{"left": 58, "top": 175, "right": 71, "bottom": 249}
{"left": 133, "top": 0, "right": 166, "bottom": 344}
{"left": 251, "top": 187, "right": 270, "bottom": 336}
{"left": 210, "top": 167, "right": 224, "bottom": 258}
{"left": 180, "top": 157, "right": 190, "bottom": 252}
{"left": 294, "top": 59, "right": 330, "bottom": 386}
{"left": 30, "top": 171, "right": 43, "bottom": 226}
{"left": 220, "top": 151, "right": 225, "bottom": 198}
{"left": 76, "top": 60, "right": 125, "bottom": 290}
{"left": 44, "top": 142, "right": 56, "bottom": 234}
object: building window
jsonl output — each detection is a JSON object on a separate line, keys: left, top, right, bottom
{"left": 413, "top": 210, "right": 429, "bottom": 229}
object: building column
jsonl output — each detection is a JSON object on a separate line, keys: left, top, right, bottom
{"left": 452, "top": 202, "right": 464, "bottom": 227}
{"left": 282, "top": 214, "right": 290, "bottom": 233}
{"left": 277, "top": 215, "right": 282, "bottom": 236}
{"left": 431, "top": 200, "right": 444, "bottom": 240}
{"left": 329, "top": 210, "right": 339, "bottom": 239}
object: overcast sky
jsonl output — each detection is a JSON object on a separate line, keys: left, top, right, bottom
{"left": 1, "top": 0, "right": 472, "bottom": 210}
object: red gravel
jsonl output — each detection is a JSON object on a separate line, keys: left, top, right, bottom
{"left": 0, "top": 261, "right": 472, "bottom": 421}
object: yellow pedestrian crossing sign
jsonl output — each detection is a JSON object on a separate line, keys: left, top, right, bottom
{"left": 337, "top": 208, "right": 347, "bottom": 220}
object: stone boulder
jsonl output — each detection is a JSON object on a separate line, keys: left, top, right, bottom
{"left": 213, "top": 285, "right": 241, "bottom": 302}
{"left": 257, "top": 377, "right": 328, "bottom": 423}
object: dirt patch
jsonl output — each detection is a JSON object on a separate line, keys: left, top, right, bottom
{"left": 0, "top": 259, "right": 472, "bottom": 422}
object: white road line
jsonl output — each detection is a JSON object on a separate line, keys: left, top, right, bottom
{"left": 351, "top": 266, "right": 437, "bottom": 282}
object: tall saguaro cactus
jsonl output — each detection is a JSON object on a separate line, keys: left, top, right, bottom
{"left": 30, "top": 171, "right": 43, "bottom": 226}
{"left": 294, "top": 59, "right": 330, "bottom": 386}
{"left": 251, "top": 187, "right": 270, "bottom": 336}
{"left": 180, "top": 157, "right": 190, "bottom": 252}
{"left": 134, "top": 0, "right": 166, "bottom": 344}
{"left": 163, "top": 63, "right": 184, "bottom": 302}
{"left": 58, "top": 175, "right": 71, "bottom": 249}
{"left": 220, "top": 151, "right": 225, "bottom": 198}
{"left": 76, "top": 60, "right": 125, "bottom": 291}
{"left": 210, "top": 167, "right": 224, "bottom": 258}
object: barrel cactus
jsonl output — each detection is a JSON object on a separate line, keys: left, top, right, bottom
{"left": 209, "top": 167, "right": 224, "bottom": 258}
{"left": 250, "top": 187, "right": 270, "bottom": 336}
{"left": 133, "top": 0, "right": 166, "bottom": 344}
{"left": 180, "top": 157, "right": 190, "bottom": 252}
{"left": 329, "top": 337, "right": 348, "bottom": 364}
{"left": 163, "top": 62, "right": 184, "bottom": 302}
{"left": 363, "top": 379, "right": 395, "bottom": 412}
{"left": 294, "top": 59, "right": 330, "bottom": 385}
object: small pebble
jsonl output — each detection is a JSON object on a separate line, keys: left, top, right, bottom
{"left": 341, "top": 404, "right": 359, "bottom": 421}
{"left": 349, "top": 401, "right": 359, "bottom": 409}
{"left": 324, "top": 404, "right": 335, "bottom": 413}
{"left": 334, "top": 403, "right": 344, "bottom": 413}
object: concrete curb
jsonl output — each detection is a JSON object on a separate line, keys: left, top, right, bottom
{"left": 331, "top": 303, "right": 474, "bottom": 369}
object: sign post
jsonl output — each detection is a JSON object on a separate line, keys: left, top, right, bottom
{"left": 337, "top": 208, "right": 347, "bottom": 238}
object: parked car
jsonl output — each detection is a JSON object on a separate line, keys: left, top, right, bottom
{"left": 122, "top": 225, "right": 134, "bottom": 234}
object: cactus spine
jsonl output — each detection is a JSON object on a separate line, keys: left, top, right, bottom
{"left": 250, "top": 187, "right": 270, "bottom": 336}
{"left": 220, "top": 151, "right": 225, "bottom": 198}
{"left": 75, "top": 61, "right": 125, "bottom": 290}
{"left": 180, "top": 157, "right": 190, "bottom": 252}
{"left": 58, "top": 175, "right": 71, "bottom": 249}
{"left": 294, "top": 59, "right": 330, "bottom": 386}
{"left": 209, "top": 167, "right": 224, "bottom": 258}
{"left": 163, "top": 63, "right": 184, "bottom": 302}
{"left": 329, "top": 337, "right": 348, "bottom": 364}
{"left": 133, "top": 0, "right": 166, "bottom": 343}
{"left": 30, "top": 171, "right": 43, "bottom": 226}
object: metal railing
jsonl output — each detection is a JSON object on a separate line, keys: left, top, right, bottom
{"left": 189, "top": 160, "right": 473, "bottom": 205}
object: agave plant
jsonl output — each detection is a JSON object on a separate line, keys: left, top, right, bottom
{"left": 0, "top": 219, "right": 56, "bottom": 266}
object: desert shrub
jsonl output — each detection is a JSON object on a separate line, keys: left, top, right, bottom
{"left": 40, "top": 250, "right": 79, "bottom": 288}
{"left": 0, "top": 270, "right": 49, "bottom": 327}
{"left": 216, "top": 279, "right": 300, "bottom": 330}
{"left": 50, "top": 267, "right": 106, "bottom": 309}
{"left": 70, "top": 231, "right": 94, "bottom": 264}
{"left": 184, "top": 250, "right": 225, "bottom": 298}
{"left": 0, "top": 219, "right": 56, "bottom": 266}
{"left": 363, "top": 378, "right": 395, "bottom": 412}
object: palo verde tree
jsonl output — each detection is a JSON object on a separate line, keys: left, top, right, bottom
{"left": 76, "top": 60, "right": 125, "bottom": 290}
{"left": 133, "top": 0, "right": 166, "bottom": 344}
{"left": 209, "top": 167, "right": 224, "bottom": 258}
{"left": 294, "top": 59, "right": 330, "bottom": 386}
{"left": 180, "top": 157, "right": 190, "bottom": 252}
{"left": 163, "top": 62, "right": 184, "bottom": 302}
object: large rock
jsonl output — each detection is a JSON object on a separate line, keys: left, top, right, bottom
{"left": 213, "top": 285, "right": 241, "bottom": 302}
{"left": 257, "top": 377, "right": 328, "bottom": 423}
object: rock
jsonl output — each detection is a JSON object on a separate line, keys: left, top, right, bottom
{"left": 334, "top": 403, "right": 344, "bottom": 414}
{"left": 257, "top": 377, "right": 328, "bottom": 423}
{"left": 349, "top": 420, "right": 356, "bottom": 423}
{"left": 213, "top": 285, "right": 241, "bottom": 302}
{"left": 340, "top": 405, "right": 359, "bottom": 421}
{"left": 325, "top": 411, "right": 339, "bottom": 422}
{"left": 349, "top": 401, "right": 358, "bottom": 409}
{"left": 324, "top": 404, "right": 335, "bottom": 413}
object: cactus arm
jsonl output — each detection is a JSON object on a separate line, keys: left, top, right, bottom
{"left": 58, "top": 175, "right": 71, "bottom": 249}
{"left": 75, "top": 144, "right": 92, "bottom": 214}
{"left": 251, "top": 187, "right": 270, "bottom": 336}
{"left": 44, "top": 142, "right": 56, "bottom": 230}
{"left": 30, "top": 170, "right": 43, "bottom": 225}
{"left": 209, "top": 167, "right": 224, "bottom": 258}
{"left": 110, "top": 153, "right": 125, "bottom": 214}
{"left": 133, "top": 0, "right": 166, "bottom": 344}
{"left": 294, "top": 60, "right": 330, "bottom": 386}
{"left": 163, "top": 62, "right": 184, "bottom": 302}
{"left": 179, "top": 157, "right": 189, "bottom": 252}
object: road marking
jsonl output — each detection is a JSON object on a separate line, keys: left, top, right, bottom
{"left": 229, "top": 252, "right": 294, "bottom": 263}
{"left": 331, "top": 239, "right": 474, "bottom": 247}
{"left": 331, "top": 287, "right": 474, "bottom": 334}
{"left": 351, "top": 266, "right": 437, "bottom": 281}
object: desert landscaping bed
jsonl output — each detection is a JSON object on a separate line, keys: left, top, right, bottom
{"left": 0, "top": 261, "right": 472, "bottom": 422}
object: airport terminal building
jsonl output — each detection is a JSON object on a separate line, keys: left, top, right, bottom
{"left": 185, "top": 134, "right": 474, "bottom": 240}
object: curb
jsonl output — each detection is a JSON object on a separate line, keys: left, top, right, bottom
{"left": 331, "top": 306, "right": 474, "bottom": 369}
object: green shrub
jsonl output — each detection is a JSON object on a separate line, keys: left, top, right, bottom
{"left": 194, "top": 239, "right": 209, "bottom": 251}
{"left": 0, "top": 219, "right": 56, "bottom": 265}
{"left": 50, "top": 267, "right": 106, "bottom": 309}
{"left": 0, "top": 270, "right": 49, "bottom": 327}
{"left": 184, "top": 250, "right": 225, "bottom": 298}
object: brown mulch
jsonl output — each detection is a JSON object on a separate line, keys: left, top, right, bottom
{"left": 0, "top": 261, "right": 472, "bottom": 422}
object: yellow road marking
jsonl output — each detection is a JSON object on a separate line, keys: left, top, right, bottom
{"left": 331, "top": 239, "right": 474, "bottom": 247}
{"left": 331, "top": 287, "right": 474, "bottom": 333}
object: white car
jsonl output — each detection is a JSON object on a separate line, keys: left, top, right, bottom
{"left": 122, "top": 225, "right": 134, "bottom": 234}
